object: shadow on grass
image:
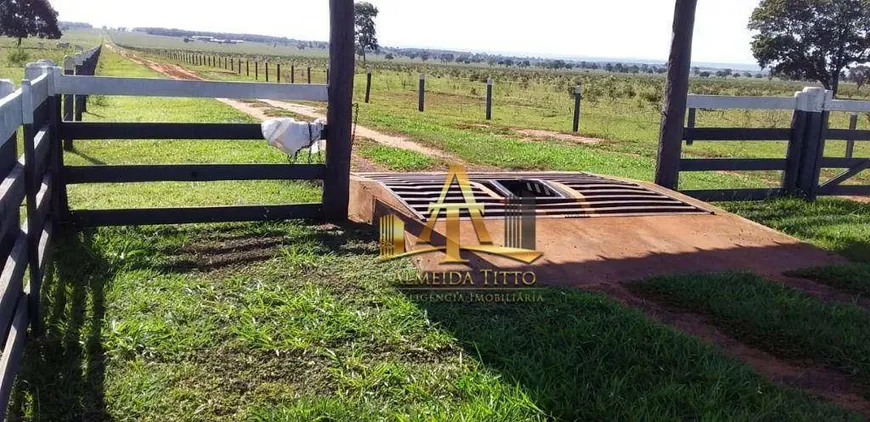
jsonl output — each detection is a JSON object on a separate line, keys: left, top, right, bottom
{"left": 7, "top": 229, "right": 112, "bottom": 422}
{"left": 722, "top": 198, "right": 870, "bottom": 263}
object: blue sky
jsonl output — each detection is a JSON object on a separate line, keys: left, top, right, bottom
{"left": 53, "top": 0, "right": 763, "bottom": 66}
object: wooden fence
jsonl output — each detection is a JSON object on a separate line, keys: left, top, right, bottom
{"left": 0, "top": 48, "right": 101, "bottom": 418}
{"left": 131, "top": 48, "right": 591, "bottom": 131}
{"left": 0, "top": 22, "right": 356, "bottom": 415}
{"left": 665, "top": 87, "right": 869, "bottom": 201}
{"left": 54, "top": 68, "right": 333, "bottom": 226}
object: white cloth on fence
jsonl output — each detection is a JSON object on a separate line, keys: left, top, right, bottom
{"left": 261, "top": 117, "right": 326, "bottom": 157}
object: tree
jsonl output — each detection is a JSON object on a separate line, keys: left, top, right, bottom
{"left": 850, "top": 65, "right": 869, "bottom": 91}
{"left": 0, "top": 0, "right": 61, "bottom": 47}
{"left": 354, "top": 2, "right": 379, "bottom": 63}
{"left": 748, "top": 0, "right": 870, "bottom": 96}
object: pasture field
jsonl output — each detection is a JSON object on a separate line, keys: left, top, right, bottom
{"left": 3, "top": 45, "right": 864, "bottom": 421}
{"left": 1, "top": 36, "right": 868, "bottom": 420}
{"left": 114, "top": 30, "right": 870, "bottom": 188}
{"left": 0, "top": 29, "right": 103, "bottom": 84}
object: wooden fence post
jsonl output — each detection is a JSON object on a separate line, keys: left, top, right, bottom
{"left": 20, "top": 72, "right": 44, "bottom": 335}
{"left": 255, "top": 61, "right": 259, "bottom": 80}
{"left": 327, "top": 68, "right": 330, "bottom": 83}
{"left": 572, "top": 84, "right": 582, "bottom": 132}
{"left": 846, "top": 113, "right": 858, "bottom": 159}
{"left": 62, "top": 57, "right": 74, "bottom": 150}
{"left": 365, "top": 67, "right": 372, "bottom": 103}
{"left": 231, "top": 58, "right": 234, "bottom": 72}
{"left": 323, "top": 0, "right": 355, "bottom": 221}
{"left": 291, "top": 65, "right": 295, "bottom": 83}
{"left": 418, "top": 73, "right": 425, "bottom": 112}
{"left": 265, "top": 62, "right": 270, "bottom": 82}
{"left": 277, "top": 64, "right": 281, "bottom": 82}
{"left": 307, "top": 67, "right": 311, "bottom": 84}
{"left": 48, "top": 67, "right": 69, "bottom": 225}
{"left": 654, "top": 0, "right": 698, "bottom": 190}
{"left": 684, "top": 107, "right": 695, "bottom": 145}
{"left": 485, "top": 78, "right": 493, "bottom": 120}
{"left": 74, "top": 56, "right": 84, "bottom": 121}
{"left": 246, "top": 60, "right": 250, "bottom": 76}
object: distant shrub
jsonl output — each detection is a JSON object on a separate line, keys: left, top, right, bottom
{"left": 7, "top": 49, "right": 30, "bottom": 66}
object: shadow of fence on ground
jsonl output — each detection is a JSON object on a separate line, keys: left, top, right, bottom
{"left": 7, "top": 229, "right": 112, "bottom": 421}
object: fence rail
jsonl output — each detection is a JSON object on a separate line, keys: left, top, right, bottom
{"left": 0, "top": 45, "right": 100, "bottom": 418}
{"left": 670, "top": 87, "right": 869, "bottom": 201}
{"left": 0, "top": 34, "right": 357, "bottom": 418}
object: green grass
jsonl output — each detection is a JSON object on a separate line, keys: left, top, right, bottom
{"left": 66, "top": 45, "right": 321, "bottom": 210}
{"left": 127, "top": 43, "right": 870, "bottom": 189}
{"left": 630, "top": 272, "right": 870, "bottom": 387}
{"left": 0, "top": 29, "right": 102, "bottom": 84}
{"left": 787, "top": 263, "right": 870, "bottom": 295}
{"left": 4, "top": 41, "right": 864, "bottom": 420}
{"left": 722, "top": 198, "right": 870, "bottom": 263}
{"left": 355, "top": 139, "right": 439, "bottom": 171}
{"left": 9, "top": 224, "right": 859, "bottom": 421}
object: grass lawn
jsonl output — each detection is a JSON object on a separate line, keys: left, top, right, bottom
{"left": 722, "top": 198, "right": 870, "bottom": 263}
{"left": 0, "top": 30, "right": 102, "bottom": 85}
{"left": 787, "top": 263, "right": 870, "bottom": 295}
{"left": 7, "top": 223, "right": 858, "bottom": 421}
{"left": 5, "top": 43, "right": 866, "bottom": 420}
{"left": 629, "top": 272, "right": 870, "bottom": 388}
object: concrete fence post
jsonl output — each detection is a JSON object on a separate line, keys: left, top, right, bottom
{"left": 572, "top": 84, "right": 582, "bottom": 132}
{"left": 793, "top": 87, "right": 830, "bottom": 200}
{"left": 62, "top": 56, "right": 75, "bottom": 150}
{"left": 73, "top": 55, "right": 84, "bottom": 121}
{"left": 485, "top": 78, "right": 493, "bottom": 120}
{"left": 365, "top": 67, "right": 372, "bottom": 103}
{"left": 418, "top": 73, "right": 425, "bottom": 112}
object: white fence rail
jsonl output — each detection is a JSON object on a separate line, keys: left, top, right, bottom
{"left": 687, "top": 87, "right": 870, "bottom": 113}
{"left": 56, "top": 75, "right": 329, "bottom": 101}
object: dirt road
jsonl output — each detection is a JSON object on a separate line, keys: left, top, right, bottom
{"left": 109, "top": 44, "right": 474, "bottom": 169}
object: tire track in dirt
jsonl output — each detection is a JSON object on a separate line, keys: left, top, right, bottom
{"left": 594, "top": 282, "right": 870, "bottom": 417}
